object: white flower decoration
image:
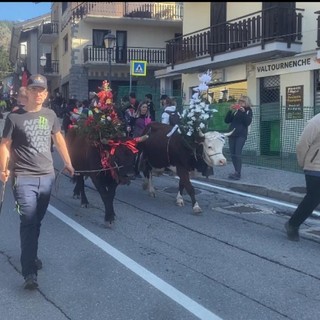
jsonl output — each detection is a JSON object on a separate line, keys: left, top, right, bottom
{"left": 180, "top": 70, "right": 217, "bottom": 140}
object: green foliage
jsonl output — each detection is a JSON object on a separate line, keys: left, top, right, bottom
{"left": 0, "top": 21, "right": 14, "bottom": 81}
{"left": 74, "top": 108, "right": 125, "bottom": 144}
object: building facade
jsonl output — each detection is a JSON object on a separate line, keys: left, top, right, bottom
{"left": 155, "top": 2, "right": 320, "bottom": 158}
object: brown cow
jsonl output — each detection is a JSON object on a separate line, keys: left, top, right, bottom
{"left": 66, "top": 128, "right": 147, "bottom": 227}
{"left": 138, "top": 122, "right": 233, "bottom": 213}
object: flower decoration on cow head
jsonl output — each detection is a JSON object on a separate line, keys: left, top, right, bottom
{"left": 179, "top": 70, "right": 217, "bottom": 140}
{"left": 73, "top": 80, "right": 126, "bottom": 143}
{"left": 96, "top": 80, "right": 114, "bottom": 110}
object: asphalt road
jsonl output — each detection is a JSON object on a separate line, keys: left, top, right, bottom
{"left": 1, "top": 152, "right": 320, "bottom": 320}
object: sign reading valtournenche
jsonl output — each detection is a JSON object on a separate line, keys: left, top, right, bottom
{"left": 255, "top": 54, "right": 319, "bottom": 77}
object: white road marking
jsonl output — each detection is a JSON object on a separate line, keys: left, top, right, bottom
{"left": 48, "top": 204, "right": 223, "bottom": 320}
{"left": 190, "top": 179, "right": 320, "bottom": 217}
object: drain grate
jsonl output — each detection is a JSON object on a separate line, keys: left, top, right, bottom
{"left": 215, "top": 203, "right": 276, "bottom": 215}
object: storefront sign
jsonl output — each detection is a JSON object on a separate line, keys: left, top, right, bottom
{"left": 285, "top": 85, "right": 303, "bottom": 120}
{"left": 256, "top": 54, "right": 320, "bottom": 77}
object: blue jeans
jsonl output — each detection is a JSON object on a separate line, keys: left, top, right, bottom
{"left": 12, "top": 174, "right": 55, "bottom": 278}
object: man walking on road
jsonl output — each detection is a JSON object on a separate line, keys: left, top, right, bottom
{"left": 285, "top": 113, "right": 320, "bottom": 241}
{"left": 0, "top": 74, "right": 75, "bottom": 290}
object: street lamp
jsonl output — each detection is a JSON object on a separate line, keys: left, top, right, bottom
{"left": 103, "top": 33, "right": 116, "bottom": 88}
{"left": 40, "top": 53, "right": 47, "bottom": 72}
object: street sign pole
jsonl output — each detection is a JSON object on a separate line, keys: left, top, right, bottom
{"left": 129, "top": 63, "right": 132, "bottom": 94}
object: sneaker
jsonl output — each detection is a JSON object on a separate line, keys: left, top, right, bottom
{"left": 35, "top": 258, "right": 43, "bottom": 270}
{"left": 24, "top": 274, "right": 38, "bottom": 290}
{"left": 228, "top": 173, "right": 241, "bottom": 180}
{"left": 285, "top": 221, "right": 300, "bottom": 241}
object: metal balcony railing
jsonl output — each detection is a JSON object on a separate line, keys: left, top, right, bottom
{"left": 42, "top": 60, "right": 59, "bottom": 74}
{"left": 166, "top": 6, "right": 304, "bottom": 66}
{"left": 39, "top": 21, "right": 59, "bottom": 38}
{"left": 61, "top": 2, "right": 183, "bottom": 30}
{"left": 83, "top": 46, "right": 166, "bottom": 65}
{"left": 72, "top": 2, "right": 182, "bottom": 20}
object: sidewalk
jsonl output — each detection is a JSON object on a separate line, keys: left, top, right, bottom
{"left": 195, "top": 162, "right": 307, "bottom": 207}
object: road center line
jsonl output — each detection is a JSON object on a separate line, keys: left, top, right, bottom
{"left": 48, "top": 204, "right": 223, "bottom": 320}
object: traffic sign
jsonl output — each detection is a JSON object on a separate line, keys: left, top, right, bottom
{"left": 131, "top": 60, "right": 147, "bottom": 76}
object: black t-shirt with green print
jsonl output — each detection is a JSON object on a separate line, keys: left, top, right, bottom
{"left": 3, "top": 107, "right": 60, "bottom": 176}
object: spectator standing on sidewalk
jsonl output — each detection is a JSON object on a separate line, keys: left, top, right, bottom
{"left": 129, "top": 92, "right": 139, "bottom": 111}
{"left": 161, "top": 96, "right": 178, "bottom": 125}
{"left": 0, "top": 74, "right": 75, "bottom": 290}
{"left": 224, "top": 95, "right": 253, "bottom": 180}
{"left": 285, "top": 112, "right": 320, "bottom": 241}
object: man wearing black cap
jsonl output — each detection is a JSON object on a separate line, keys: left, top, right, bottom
{"left": 0, "top": 74, "right": 75, "bottom": 290}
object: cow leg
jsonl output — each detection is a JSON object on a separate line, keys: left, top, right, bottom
{"left": 91, "top": 177, "right": 117, "bottom": 227}
{"left": 141, "top": 164, "right": 155, "bottom": 198}
{"left": 73, "top": 175, "right": 89, "bottom": 207}
{"left": 176, "top": 166, "right": 202, "bottom": 214}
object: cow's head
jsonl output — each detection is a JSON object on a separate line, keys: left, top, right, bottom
{"left": 198, "top": 129, "right": 234, "bottom": 166}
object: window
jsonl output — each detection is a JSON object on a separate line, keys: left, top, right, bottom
{"left": 93, "top": 29, "right": 111, "bottom": 47}
{"left": 62, "top": 2, "right": 68, "bottom": 14}
{"left": 63, "top": 34, "right": 68, "bottom": 53}
{"left": 116, "top": 30, "right": 126, "bottom": 63}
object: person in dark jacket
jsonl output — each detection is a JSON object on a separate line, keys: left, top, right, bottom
{"left": 132, "top": 102, "right": 152, "bottom": 178}
{"left": 145, "top": 93, "right": 156, "bottom": 121}
{"left": 224, "top": 95, "right": 253, "bottom": 180}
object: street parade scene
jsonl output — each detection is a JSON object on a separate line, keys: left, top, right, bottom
{"left": 0, "top": 2, "right": 320, "bottom": 320}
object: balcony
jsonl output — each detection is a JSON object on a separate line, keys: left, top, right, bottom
{"left": 38, "top": 21, "right": 59, "bottom": 43}
{"left": 41, "top": 60, "right": 59, "bottom": 76}
{"left": 83, "top": 46, "right": 166, "bottom": 66}
{"left": 166, "top": 6, "right": 304, "bottom": 71}
{"left": 62, "top": 2, "right": 182, "bottom": 30}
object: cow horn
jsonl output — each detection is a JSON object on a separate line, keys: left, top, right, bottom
{"left": 134, "top": 134, "right": 149, "bottom": 143}
{"left": 198, "top": 128, "right": 205, "bottom": 137}
{"left": 223, "top": 128, "right": 235, "bottom": 137}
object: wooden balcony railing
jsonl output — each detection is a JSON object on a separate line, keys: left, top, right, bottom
{"left": 83, "top": 46, "right": 166, "bottom": 65}
{"left": 166, "top": 6, "right": 304, "bottom": 66}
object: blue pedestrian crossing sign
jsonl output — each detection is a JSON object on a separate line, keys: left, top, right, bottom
{"left": 131, "top": 60, "right": 147, "bottom": 76}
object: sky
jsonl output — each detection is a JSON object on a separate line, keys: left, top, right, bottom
{"left": 0, "top": 2, "right": 52, "bottom": 22}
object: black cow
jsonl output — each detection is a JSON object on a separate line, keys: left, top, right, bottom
{"left": 138, "top": 122, "right": 233, "bottom": 213}
{"left": 66, "top": 128, "right": 147, "bottom": 227}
